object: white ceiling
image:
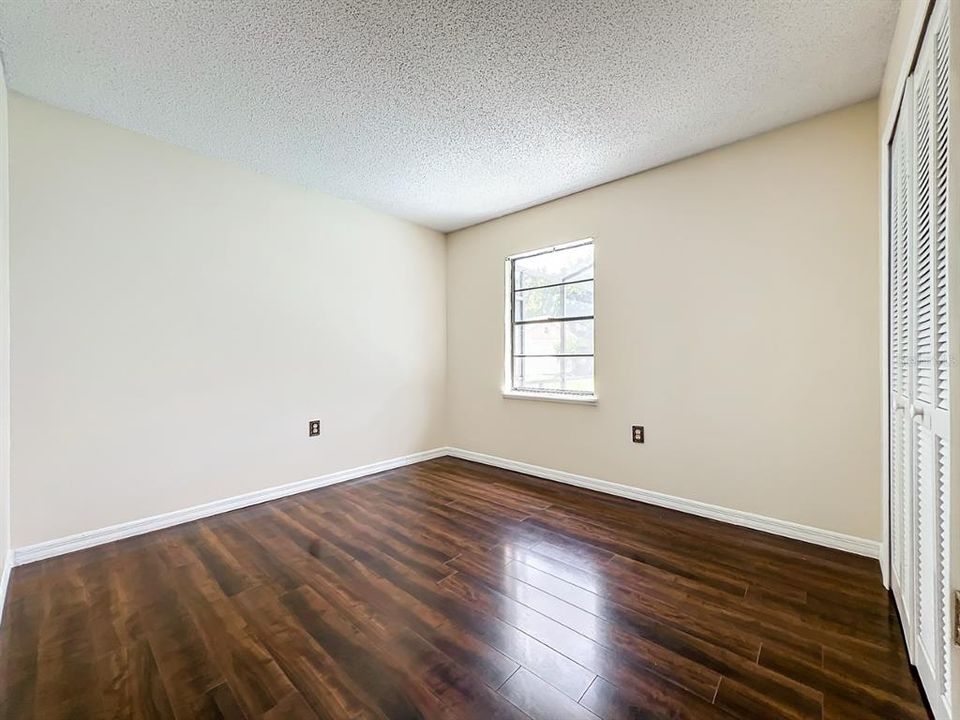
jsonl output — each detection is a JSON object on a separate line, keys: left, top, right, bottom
{"left": 0, "top": 1, "right": 899, "bottom": 232}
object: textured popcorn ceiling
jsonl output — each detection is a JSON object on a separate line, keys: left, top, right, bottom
{"left": 0, "top": 0, "right": 898, "bottom": 231}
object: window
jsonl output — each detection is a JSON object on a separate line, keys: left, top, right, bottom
{"left": 505, "top": 239, "right": 595, "bottom": 399}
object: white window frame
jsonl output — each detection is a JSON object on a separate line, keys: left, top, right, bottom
{"left": 502, "top": 238, "right": 597, "bottom": 404}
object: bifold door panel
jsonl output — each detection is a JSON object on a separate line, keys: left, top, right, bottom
{"left": 888, "top": 2, "right": 954, "bottom": 717}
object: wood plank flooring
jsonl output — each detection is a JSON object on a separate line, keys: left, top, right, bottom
{"left": 0, "top": 457, "right": 931, "bottom": 719}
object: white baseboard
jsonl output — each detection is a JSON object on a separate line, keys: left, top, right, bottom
{"left": 12, "top": 444, "right": 879, "bottom": 566}
{"left": 12, "top": 447, "right": 447, "bottom": 566}
{"left": 446, "top": 447, "right": 880, "bottom": 559}
{"left": 0, "top": 549, "right": 13, "bottom": 622}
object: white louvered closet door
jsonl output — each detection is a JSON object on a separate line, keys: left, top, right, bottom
{"left": 891, "top": 2, "right": 954, "bottom": 717}
{"left": 914, "top": 5, "right": 952, "bottom": 715}
{"left": 891, "top": 73, "right": 917, "bottom": 659}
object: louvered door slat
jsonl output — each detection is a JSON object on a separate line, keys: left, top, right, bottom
{"left": 917, "top": 423, "right": 936, "bottom": 653}
{"left": 916, "top": 65, "right": 935, "bottom": 406}
{"left": 893, "top": 124, "right": 903, "bottom": 398}
{"left": 934, "top": 4, "right": 950, "bottom": 413}
{"left": 900, "top": 101, "right": 913, "bottom": 399}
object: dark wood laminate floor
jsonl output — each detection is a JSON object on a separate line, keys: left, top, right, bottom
{"left": 0, "top": 457, "right": 930, "bottom": 719}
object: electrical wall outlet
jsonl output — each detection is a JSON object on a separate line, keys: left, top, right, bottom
{"left": 954, "top": 590, "right": 960, "bottom": 646}
{"left": 309, "top": 419, "right": 322, "bottom": 437}
{"left": 632, "top": 425, "right": 644, "bottom": 443}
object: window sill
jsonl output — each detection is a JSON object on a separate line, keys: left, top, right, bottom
{"left": 501, "top": 390, "right": 598, "bottom": 405}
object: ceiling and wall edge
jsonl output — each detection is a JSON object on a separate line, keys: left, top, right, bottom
{"left": 2, "top": 86, "right": 887, "bottom": 240}
{"left": 445, "top": 95, "right": 884, "bottom": 235}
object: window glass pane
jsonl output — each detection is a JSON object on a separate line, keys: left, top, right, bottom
{"left": 514, "top": 244, "right": 594, "bottom": 290}
{"left": 515, "top": 285, "right": 562, "bottom": 321}
{"left": 514, "top": 280, "right": 593, "bottom": 321}
{"left": 514, "top": 356, "right": 595, "bottom": 394}
{"left": 563, "top": 280, "right": 593, "bottom": 317}
{"left": 514, "top": 319, "right": 594, "bottom": 356}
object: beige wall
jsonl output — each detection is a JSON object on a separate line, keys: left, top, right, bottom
{"left": 446, "top": 100, "right": 881, "bottom": 540}
{"left": 0, "top": 65, "right": 9, "bottom": 563}
{"left": 8, "top": 95, "right": 882, "bottom": 547}
{"left": 9, "top": 95, "right": 446, "bottom": 547}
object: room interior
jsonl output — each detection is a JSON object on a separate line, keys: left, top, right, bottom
{"left": 0, "top": 0, "right": 956, "bottom": 718}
